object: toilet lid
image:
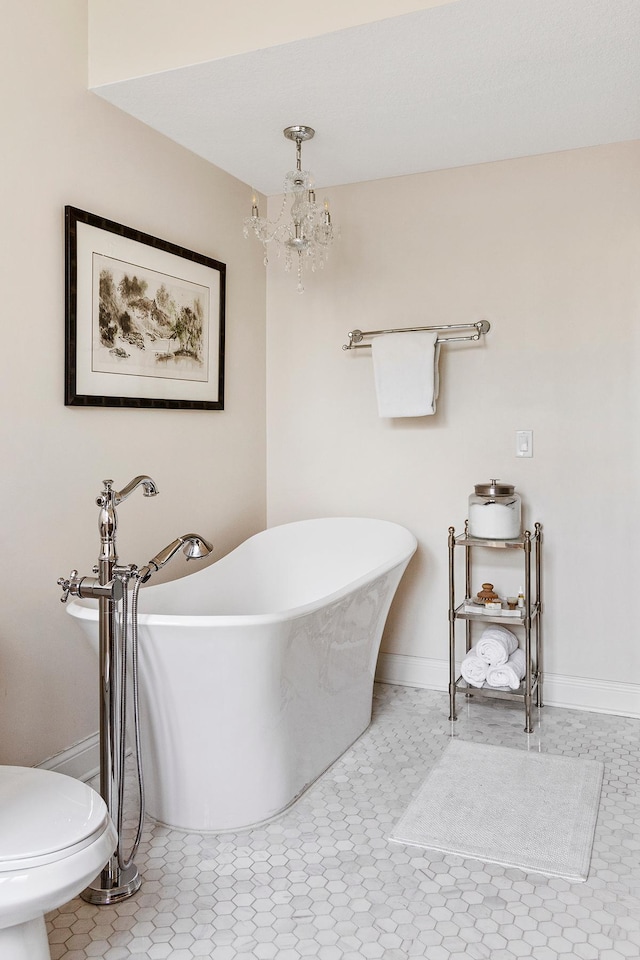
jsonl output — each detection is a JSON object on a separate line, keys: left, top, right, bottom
{"left": 0, "top": 766, "right": 110, "bottom": 866}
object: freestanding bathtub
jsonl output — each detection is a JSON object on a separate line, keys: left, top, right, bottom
{"left": 67, "top": 517, "right": 416, "bottom": 832}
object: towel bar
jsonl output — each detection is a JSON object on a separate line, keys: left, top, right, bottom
{"left": 342, "top": 318, "right": 490, "bottom": 350}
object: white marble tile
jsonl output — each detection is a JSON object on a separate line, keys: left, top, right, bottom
{"left": 47, "top": 685, "right": 640, "bottom": 959}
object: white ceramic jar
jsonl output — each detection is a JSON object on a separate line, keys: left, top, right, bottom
{"left": 468, "top": 479, "right": 521, "bottom": 539}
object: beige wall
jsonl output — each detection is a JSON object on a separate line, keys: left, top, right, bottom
{"left": 3, "top": 3, "right": 638, "bottom": 769}
{"left": 0, "top": 0, "right": 267, "bottom": 765}
{"left": 266, "top": 142, "right": 640, "bottom": 700}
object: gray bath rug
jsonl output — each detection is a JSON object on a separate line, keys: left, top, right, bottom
{"left": 390, "top": 739, "right": 603, "bottom": 882}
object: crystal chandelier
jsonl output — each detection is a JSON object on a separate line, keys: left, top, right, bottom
{"left": 244, "top": 126, "right": 336, "bottom": 293}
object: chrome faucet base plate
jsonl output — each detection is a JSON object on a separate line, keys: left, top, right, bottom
{"left": 80, "top": 862, "right": 141, "bottom": 905}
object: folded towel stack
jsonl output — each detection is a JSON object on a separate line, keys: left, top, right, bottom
{"left": 460, "top": 626, "right": 525, "bottom": 690}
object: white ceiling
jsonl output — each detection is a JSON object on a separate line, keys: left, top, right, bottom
{"left": 92, "top": 0, "right": 640, "bottom": 196}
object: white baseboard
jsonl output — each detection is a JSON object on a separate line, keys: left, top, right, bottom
{"left": 376, "top": 653, "right": 640, "bottom": 719}
{"left": 37, "top": 732, "right": 100, "bottom": 782}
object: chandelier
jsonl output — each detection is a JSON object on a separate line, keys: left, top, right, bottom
{"left": 244, "top": 126, "right": 336, "bottom": 293}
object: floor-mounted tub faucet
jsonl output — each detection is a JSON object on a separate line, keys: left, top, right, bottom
{"left": 58, "top": 477, "right": 160, "bottom": 905}
{"left": 58, "top": 476, "right": 211, "bottom": 906}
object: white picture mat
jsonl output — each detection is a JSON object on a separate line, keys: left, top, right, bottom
{"left": 75, "top": 221, "right": 221, "bottom": 403}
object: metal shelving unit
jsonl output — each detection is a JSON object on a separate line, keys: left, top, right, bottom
{"left": 448, "top": 521, "right": 543, "bottom": 733}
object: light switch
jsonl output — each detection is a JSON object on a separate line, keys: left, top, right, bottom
{"left": 516, "top": 429, "right": 533, "bottom": 458}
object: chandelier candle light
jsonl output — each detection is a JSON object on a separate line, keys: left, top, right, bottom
{"left": 244, "top": 126, "right": 336, "bottom": 293}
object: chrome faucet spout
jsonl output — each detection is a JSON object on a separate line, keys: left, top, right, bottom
{"left": 113, "top": 475, "right": 159, "bottom": 505}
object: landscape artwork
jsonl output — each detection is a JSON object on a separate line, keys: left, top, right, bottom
{"left": 65, "top": 206, "right": 225, "bottom": 409}
{"left": 92, "top": 254, "right": 210, "bottom": 382}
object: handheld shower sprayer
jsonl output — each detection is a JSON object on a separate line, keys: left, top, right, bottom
{"left": 137, "top": 534, "right": 213, "bottom": 584}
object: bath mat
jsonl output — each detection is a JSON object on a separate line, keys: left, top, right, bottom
{"left": 390, "top": 740, "right": 603, "bottom": 882}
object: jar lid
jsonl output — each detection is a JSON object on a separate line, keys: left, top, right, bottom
{"left": 474, "top": 478, "right": 515, "bottom": 496}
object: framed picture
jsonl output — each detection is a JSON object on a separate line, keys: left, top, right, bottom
{"left": 64, "top": 206, "right": 225, "bottom": 409}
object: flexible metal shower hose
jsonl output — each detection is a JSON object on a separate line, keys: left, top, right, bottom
{"left": 115, "top": 576, "right": 146, "bottom": 871}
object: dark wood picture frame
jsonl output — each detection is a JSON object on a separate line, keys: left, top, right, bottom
{"left": 65, "top": 206, "right": 225, "bottom": 409}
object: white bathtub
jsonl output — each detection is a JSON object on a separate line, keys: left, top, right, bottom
{"left": 67, "top": 517, "right": 416, "bottom": 832}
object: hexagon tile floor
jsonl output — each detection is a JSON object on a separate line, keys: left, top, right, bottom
{"left": 47, "top": 684, "right": 640, "bottom": 959}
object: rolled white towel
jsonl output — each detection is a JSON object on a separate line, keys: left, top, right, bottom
{"left": 486, "top": 648, "right": 527, "bottom": 690}
{"left": 476, "top": 626, "right": 518, "bottom": 666}
{"left": 460, "top": 652, "right": 488, "bottom": 688}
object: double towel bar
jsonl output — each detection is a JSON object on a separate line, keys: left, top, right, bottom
{"left": 342, "top": 318, "right": 490, "bottom": 351}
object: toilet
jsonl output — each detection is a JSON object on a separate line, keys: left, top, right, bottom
{"left": 0, "top": 765, "right": 117, "bottom": 960}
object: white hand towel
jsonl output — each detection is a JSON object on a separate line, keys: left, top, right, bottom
{"left": 475, "top": 626, "right": 519, "bottom": 665}
{"left": 371, "top": 331, "right": 440, "bottom": 417}
{"left": 486, "top": 648, "right": 526, "bottom": 689}
{"left": 460, "top": 652, "right": 488, "bottom": 688}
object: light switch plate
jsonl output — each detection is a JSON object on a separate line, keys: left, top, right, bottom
{"left": 516, "top": 429, "right": 533, "bottom": 457}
